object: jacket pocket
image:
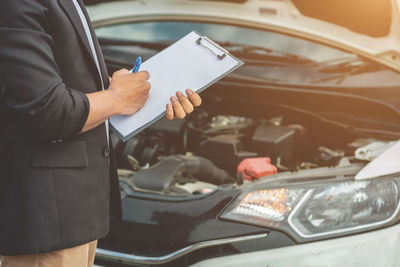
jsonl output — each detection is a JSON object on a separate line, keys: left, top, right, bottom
{"left": 32, "top": 141, "right": 89, "bottom": 168}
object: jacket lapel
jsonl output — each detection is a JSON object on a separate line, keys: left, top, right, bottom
{"left": 58, "top": 0, "right": 109, "bottom": 89}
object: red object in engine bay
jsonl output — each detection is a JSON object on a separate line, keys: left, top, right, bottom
{"left": 237, "top": 157, "right": 277, "bottom": 181}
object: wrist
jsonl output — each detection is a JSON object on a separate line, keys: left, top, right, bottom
{"left": 104, "top": 89, "right": 124, "bottom": 116}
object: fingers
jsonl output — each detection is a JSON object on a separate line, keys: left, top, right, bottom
{"left": 112, "top": 68, "right": 129, "bottom": 78}
{"left": 143, "top": 80, "right": 151, "bottom": 91}
{"left": 166, "top": 89, "right": 202, "bottom": 120}
{"left": 112, "top": 69, "right": 150, "bottom": 80}
{"left": 176, "top": 91, "right": 194, "bottom": 114}
{"left": 137, "top": 70, "right": 150, "bottom": 80}
{"left": 133, "top": 71, "right": 151, "bottom": 92}
{"left": 186, "top": 89, "right": 202, "bottom": 107}
{"left": 165, "top": 103, "right": 174, "bottom": 120}
{"left": 170, "top": 96, "right": 186, "bottom": 119}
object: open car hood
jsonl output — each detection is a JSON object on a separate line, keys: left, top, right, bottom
{"left": 87, "top": 0, "right": 400, "bottom": 72}
{"left": 278, "top": 0, "right": 400, "bottom": 72}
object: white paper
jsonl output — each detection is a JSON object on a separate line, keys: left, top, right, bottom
{"left": 355, "top": 140, "right": 400, "bottom": 180}
{"left": 110, "top": 31, "right": 242, "bottom": 141}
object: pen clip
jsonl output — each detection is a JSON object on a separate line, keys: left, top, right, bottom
{"left": 196, "top": 36, "right": 227, "bottom": 60}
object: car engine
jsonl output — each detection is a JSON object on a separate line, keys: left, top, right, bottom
{"left": 112, "top": 110, "right": 394, "bottom": 196}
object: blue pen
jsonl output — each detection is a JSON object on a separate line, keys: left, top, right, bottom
{"left": 130, "top": 56, "right": 142, "bottom": 73}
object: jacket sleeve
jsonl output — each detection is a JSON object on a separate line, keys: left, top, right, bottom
{"left": 0, "top": 0, "right": 90, "bottom": 141}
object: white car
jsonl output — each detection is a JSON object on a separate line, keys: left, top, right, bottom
{"left": 86, "top": 0, "right": 400, "bottom": 266}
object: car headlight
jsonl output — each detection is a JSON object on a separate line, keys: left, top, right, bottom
{"left": 220, "top": 177, "right": 400, "bottom": 242}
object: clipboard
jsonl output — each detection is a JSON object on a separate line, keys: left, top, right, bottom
{"left": 110, "top": 31, "right": 244, "bottom": 141}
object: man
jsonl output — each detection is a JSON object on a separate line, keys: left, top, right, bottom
{"left": 0, "top": 0, "right": 201, "bottom": 266}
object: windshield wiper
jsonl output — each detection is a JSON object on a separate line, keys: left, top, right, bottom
{"left": 310, "top": 57, "right": 384, "bottom": 85}
{"left": 218, "top": 42, "right": 316, "bottom": 65}
{"left": 314, "top": 56, "right": 376, "bottom": 72}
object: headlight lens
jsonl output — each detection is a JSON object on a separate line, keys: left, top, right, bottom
{"left": 221, "top": 178, "right": 400, "bottom": 241}
{"left": 227, "top": 188, "right": 305, "bottom": 223}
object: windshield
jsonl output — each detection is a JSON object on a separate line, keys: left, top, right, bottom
{"left": 96, "top": 21, "right": 351, "bottom": 63}
{"left": 95, "top": 20, "right": 400, "bottom": 88}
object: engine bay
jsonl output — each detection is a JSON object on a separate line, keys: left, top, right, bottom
{"left": 112, "top": 107, "right": 396, "bottom": 196}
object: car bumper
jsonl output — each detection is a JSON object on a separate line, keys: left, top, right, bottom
{"left": 192, "top": 223, "right": 400, "bottom": 267}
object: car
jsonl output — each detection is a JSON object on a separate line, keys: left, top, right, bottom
{"left": 85, "top": 0, "right": 400, "bottom": 266}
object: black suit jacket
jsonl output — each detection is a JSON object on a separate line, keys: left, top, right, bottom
{"left": 0, "top": 0, "right": 121, "bottom": 255}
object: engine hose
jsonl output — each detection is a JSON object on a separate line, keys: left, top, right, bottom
{"left": 131, "top": 155, "right": 233, "bottom": 193}
{"left": 173, "top": 155, "right": 233, "bottom": 185}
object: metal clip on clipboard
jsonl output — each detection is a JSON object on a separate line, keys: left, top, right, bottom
{"left": 196, "top": 36, "right": 228, "bottom": 60}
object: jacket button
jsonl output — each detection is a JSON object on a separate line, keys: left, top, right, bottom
{"left": 103, "top": 147, "right": 110, "bottom": 158}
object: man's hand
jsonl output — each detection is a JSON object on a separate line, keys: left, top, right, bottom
{"left": 81, "top": 70, "right": 200, "bottom": 133}
{"left": 81, "top": 69, "right": 151, "bottom": 133}
{"left": 108, "top": 69, "right": 151, "bottom": 115}
{"left": 165, "top": 89, "right": 202, "bottom": 120}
